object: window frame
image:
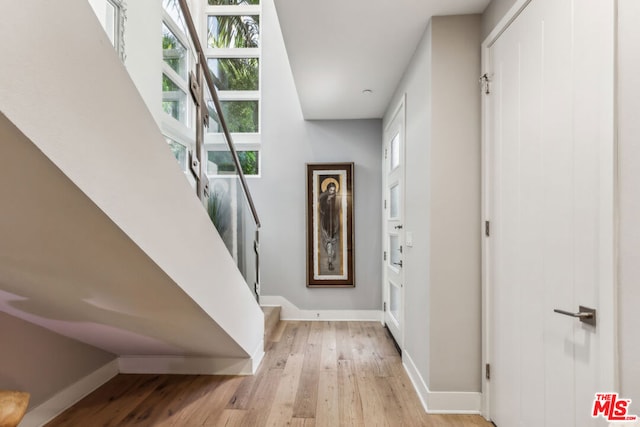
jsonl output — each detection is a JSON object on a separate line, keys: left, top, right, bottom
{"left": 206, "top": 143, "right": 261, "bottom": 177}
{"left": 203, "top": 3, "right": 262, "bottom": 145}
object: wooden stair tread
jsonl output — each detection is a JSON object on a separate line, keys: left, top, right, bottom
{"left": 0, "top": 390, "right": 30, "bottom": 427}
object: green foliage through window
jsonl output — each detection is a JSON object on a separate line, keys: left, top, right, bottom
{"left": 208, "top": 0, "right": 259, "bottom": 4}
{"left": 208, "top": 101, "right": 258, "bottom": 133}
{"left": 208, "top": 58, "right": 259, "bottom": 91}
{"left": 162, "top": 74, "right": 186, "bottom": 122}
{"left": 208, "top": 150, "right": 259, "bottom": 175}
{"left": 207, "top": 15, "right": 259, "bottom": 48}
{"left": 162, "top": 24, "right": 187, "bottom": 78}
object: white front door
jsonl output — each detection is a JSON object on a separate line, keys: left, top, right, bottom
{"left": 383, "top": 101, "right": 405, "bottom": 347}
{"left": 485, "top": 0, "right": 616, "bottom": 425}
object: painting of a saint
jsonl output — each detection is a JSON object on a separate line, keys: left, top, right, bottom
{"left": 306, "top": 163, "right": 354, "bottom": 287}
{"left": 318, "top": 176, "right": 342, "bottom": 273}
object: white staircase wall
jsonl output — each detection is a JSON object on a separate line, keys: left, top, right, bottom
{"left": 0, "top": 1, "right": 262, "bottom": 359}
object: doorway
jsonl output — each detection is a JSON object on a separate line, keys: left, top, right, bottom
{"left": 383, "top": 98, "right": 405, "bottom": 348}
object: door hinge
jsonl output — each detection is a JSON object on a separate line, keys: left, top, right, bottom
{"left": 485, "top": 220, "right": 490, "bottom": 237}
{"left": 486, "top": 363, "right": 491, "bottom": 380}
{"left": 385, "top": 148, "right": 388, "bottom": 159}
{"left": 399, "top": 246, "right": 403, "bottom": 254}
{"left": 384, "top": 200, "right": 387, "bottom": 209}
{"left": 383, "top": 302, "right": 387, "bottom": 312}
{"left": 479, "top": 73, "right": 491, "bottom": 95}
{"left": 383, "top": 251, "right": 387, "bottom": 261}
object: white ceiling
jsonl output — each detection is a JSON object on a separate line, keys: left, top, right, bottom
{"left": 274, "top": 0, "right": 491, "bottom": 120}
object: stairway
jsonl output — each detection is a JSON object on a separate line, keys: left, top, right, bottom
{"left": 262, "top": 306, "right": 282, "bottom": 348}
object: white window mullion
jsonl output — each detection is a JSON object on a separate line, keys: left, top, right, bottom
{"left": 217, "top": 90, "right": 259, "bottom": 101}
{"left": 205, "top": 5, "right": 260, "bottom": 15}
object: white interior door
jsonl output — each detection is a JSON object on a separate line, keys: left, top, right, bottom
{"left": 383, "top": 102, "right": 404, "bottom": 347}
{"left": 485, "top": 0, "right": 616, "bottom": 425}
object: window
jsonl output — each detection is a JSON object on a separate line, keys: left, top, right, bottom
{"left": 207, "top": 149, "right": 260, "bottom": 176}
{"left": 88, "top": 0, "right": 125, "bottom": 60}
{"left": 162, "top": 24, "right": 188, "bottom": 79}
{"left": 208, "top": 0, "right": 259, "bottom": 5}
{"left": 207, "top": 15, "right": 260, "bottom": 48}
{"left": 208, "top": 100, "right": 259, "bottom": 133}
{"left": 160, "top": 0, "right": 195, "bottom": 167}
{"left": 207, "top": 58, "right": 259, "bottom": 91}
{"left": 167, "top": 138, "right": 188, "bottom": 171}
{"left": 204, "top": 0, "right": 261, "bottom": 160}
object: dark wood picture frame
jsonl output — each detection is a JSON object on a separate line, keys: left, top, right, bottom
{"left": 306, "top": 163, "right": 355, "bottom": 287}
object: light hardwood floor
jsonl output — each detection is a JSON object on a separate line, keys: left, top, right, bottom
{"left": 47, "top": 321, "right": 493, "bottom": 426}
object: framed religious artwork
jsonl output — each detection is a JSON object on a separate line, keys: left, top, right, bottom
{"left": 306, "top": 163, "right": 355, "bottom": 287}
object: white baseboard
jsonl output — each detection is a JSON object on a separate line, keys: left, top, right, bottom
{"left": 118, "top": 355, "right": 256, "bottom": 375}
{"left": 250, "top": 339, "right": 265, "bottom": 374}
{"left": 260, "top": 295, "right": 383, "bottom": 322}
{"left": 20, "top": 359, "right": 119, "bottom": 427}
{"left": 403, "top": 350, "right": 482, "bottom": 414}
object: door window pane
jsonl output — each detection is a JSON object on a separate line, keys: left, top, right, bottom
{"left": 390, "top": 282, "right": 401, "bottom": 324}
{"left": 389, "top": 235, "right": 401, "bottom": 268}
{"left": 390, "top": 132, "right": 400, "bottom": 169}
{"left": 390, "top": 184, "right": 400, "bottom": 218}
{"left": 207, "top": 15, "right": 260, "bottom": 48}
{"left": 207, "top": 58, "right": 259, "bottom": 91}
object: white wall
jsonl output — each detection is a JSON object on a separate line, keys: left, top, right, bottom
{"left": 252, "top": 0, "right": 383, "bottom": 311}
{"left": 123, "top": 0, "right": 163, "bottom": 124}
{"left": 0, "top": 313, "right": 115, "bottom": 410}
{"left": 383, "top": 14, "right": 482, "bottom": 402}
{"left": 617, "top": 0, "right": 640, "bottom": 403}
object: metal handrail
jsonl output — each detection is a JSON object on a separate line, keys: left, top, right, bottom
{"left": 178, "top": 0, "right": 261, "bottom": 228}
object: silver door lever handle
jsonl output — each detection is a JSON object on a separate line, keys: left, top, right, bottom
{"left": 553, "top": 306, "right": 596, "bottom": 327}
{"left": 553, "top": 309, "right": 593, "bottom": 318}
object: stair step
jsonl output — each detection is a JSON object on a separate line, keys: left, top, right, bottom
{"left": 261, "top": 306, "right": 281, "bottom": 347}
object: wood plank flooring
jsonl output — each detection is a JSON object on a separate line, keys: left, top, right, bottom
{"left": 47, "top": 321, "right": 493, "bottom": 426}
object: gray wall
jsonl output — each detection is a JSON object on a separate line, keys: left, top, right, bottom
{"left": 250, "top": 0, "right": 382, "bottom": 311}
{"left": 617, "top": 0, "right": 640, "bottom": 403}
{"left": 481, "top": 0, "right": 518, "bottom": 39}
{"left": 0, "top": 312, "right": 115, "bottom": 409}
{"left": 383, "top": 15, "right": 482, "bottom": 393}
{"left": 429, "top": 15, "right": 482, "bottom": 392}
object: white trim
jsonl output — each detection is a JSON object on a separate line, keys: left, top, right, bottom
{"left": 250, "top": 340, "right": 265, "bottom": 374}
{"left": 482, "top": 0, "right": 532, "bottom": 48}
{"left": 204, "top": 5, "right": 261, "bottom": 15}
{"left": 480, "top": 2, "right": 532, "bottom": 420}
{"left": 20, "top": 359, "right": 119, "bottom": 427}
{"left": 260, "top": 295, "right": 383, "bottom": 322}
{"left": 118, "top": 355, "right": 256, "bottom": 375}
{"left": 403, "top": 350, "right": 483, "bottom": 415}
{"left": 381, "top": 94, "right": 406, "bottom": 348}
